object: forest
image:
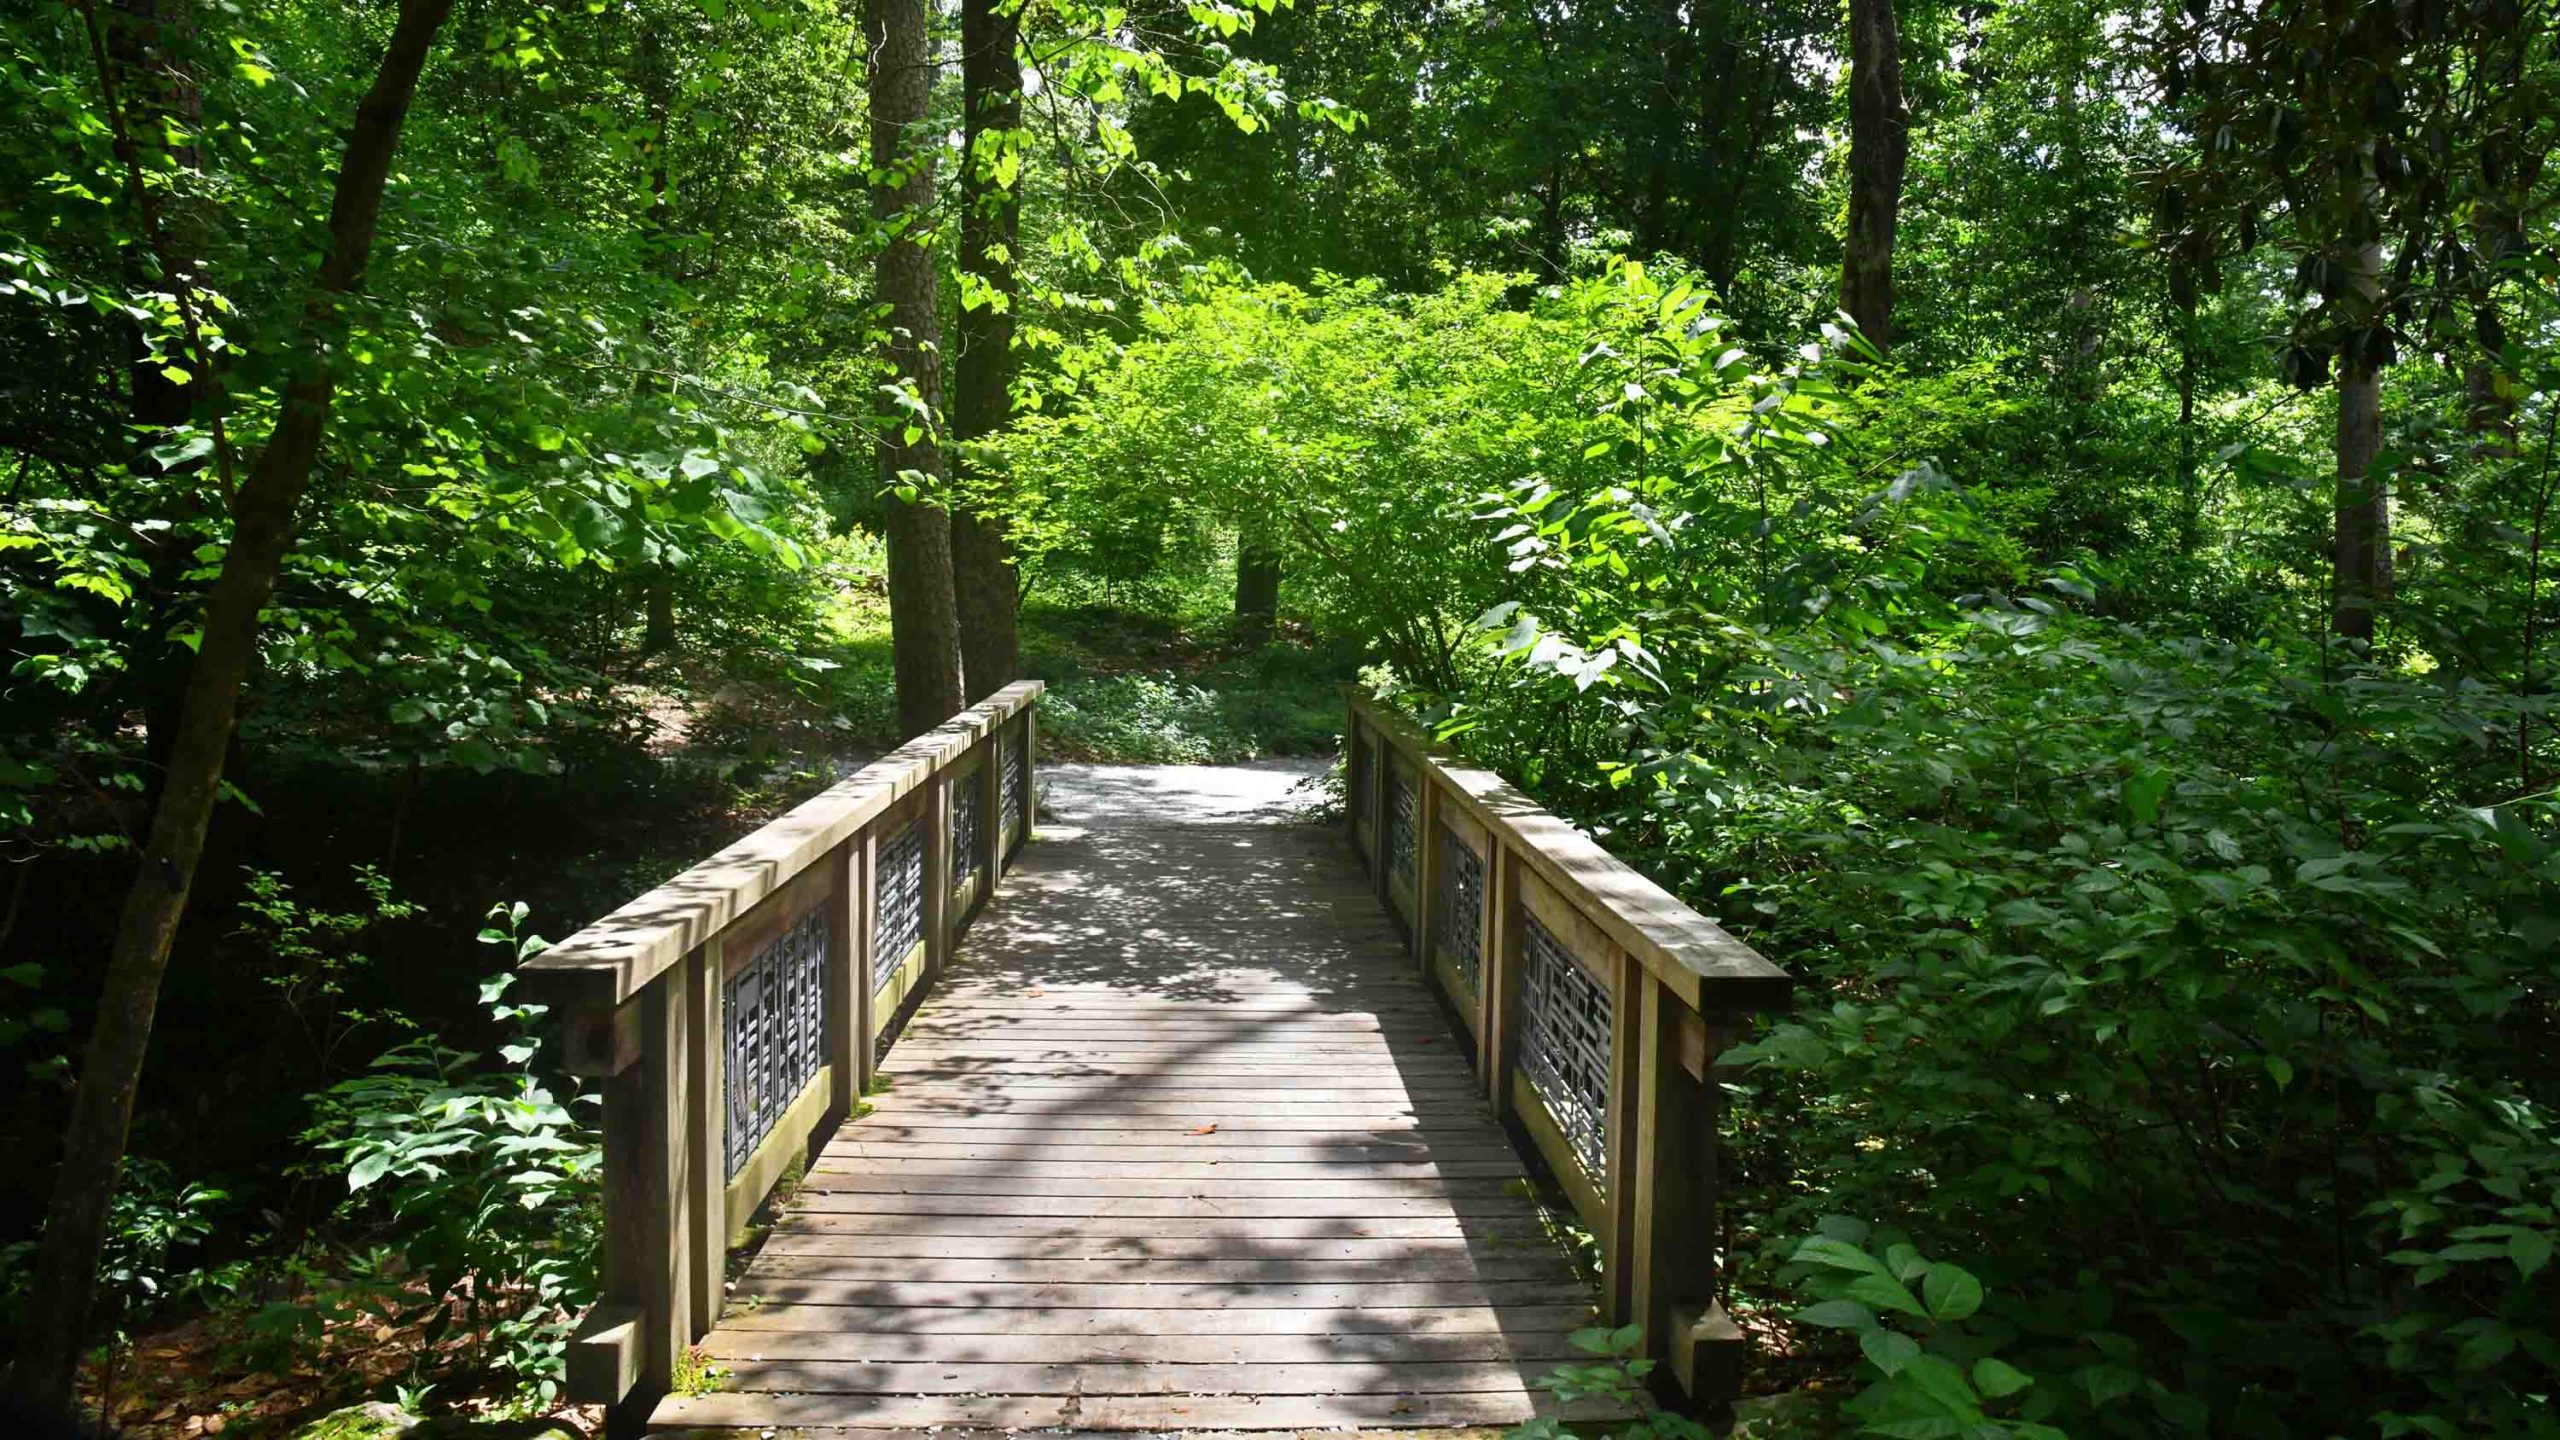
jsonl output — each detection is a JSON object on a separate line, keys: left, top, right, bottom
{"left": 0, "top": 0, "right": 2555, "bottom": 1434}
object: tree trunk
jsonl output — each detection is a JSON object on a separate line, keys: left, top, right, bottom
{"left": 2174, "top": 292, "right": 2202, "bottom": 555}
{"left": 1234, "top": 537, "right": 1281, "bottom": 646}
{"left": 4, "top": 0, "right": 452, "bottom": 1409}
{"left": 2331, "top": 237, "right": 2390, "bottom": 641}
{"left": 867, "top": 0, "right": 964, "bottom": 736}
{"left": 641, "top": 572, "right": 676, "bottom": 656}
{"left": 1840, "top": 0, "right": 1907, "bottom": 354}
{"left": 2333, "top": 347, "right": 2389, "bottom": 642}
{"left": 950, "top": 0, "right": 1022, "bottom": 702}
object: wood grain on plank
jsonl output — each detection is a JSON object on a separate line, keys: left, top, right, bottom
{"left": 653, "top": 818, "right": 1597, "bottom": 1435}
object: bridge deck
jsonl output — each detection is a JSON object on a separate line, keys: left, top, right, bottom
{"left": 651, "top": 766, "right": 1604, "bottom": 1434}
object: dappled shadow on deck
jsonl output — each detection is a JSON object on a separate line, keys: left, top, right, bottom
{"left": 649, "top": 770, "right": 1603, "bottom": 1434}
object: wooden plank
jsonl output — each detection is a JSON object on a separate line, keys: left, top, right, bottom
{"left": 694, "top": 1329, "right": 1589, "bottom": 1364}
{"left": 792, "top": 1175, "right": 1529, "bottom": 1201}
{"left": 726, "top": 1279, "right": 1593, "bottom": 1309}
{"left": 652, "top": 1387, "right": 1627, "bottom": 1431}
{"left": 886, "top": 1051, "right": 1481, "bottom": 1070}
{"left": 707, "top": 1357, "right": 1568, "bottom": 1396}
{"left": 756, "top": 1232, "right": 1562, "bottom": 1260}
{"left": 643, "top": 793, "right": 1615, "bottom": 1435}
{"left": 743, "top": 1255, "right": 1583, "bottom": 1285}
{"left": 817, "top": 1139, "right": 1525, "bottom": 1162}
{"left": 782, "top": 1193, "right": 1549, "bottom": 1219}
{"left": 842, "top": 1107, "right": 1489, "bottom": 1130}
{"left": 853, "top": 1105, "right": 1501, "bottom": 1125}
{"left": 896, "top": 1014, "right": 1413, "bottom": 1024}
{"left": 881, "top": 1065, "right": 1485, "bottom": 1084}
{"left": 771, "top": 1214, "right": 1547, "bottom": 1242}
{"left": 709, "top": 1301, "right": 1600, "bottom": 1335}
{"left": 803, "top": 1158, "right": 1525, "bottom": 1181}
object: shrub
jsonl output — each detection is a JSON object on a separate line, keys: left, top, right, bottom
{"left": 301, "top": 904, "right": 600, "bottom": 1406}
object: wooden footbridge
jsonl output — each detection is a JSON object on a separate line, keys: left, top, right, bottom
{"left": 525, "top": 684, "right": 1791, "bottom": 1436}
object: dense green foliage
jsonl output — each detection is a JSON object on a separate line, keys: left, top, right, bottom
{"left": 3, "top": 0, "right": 2555, "bottom": 1430}
{"left": 1020, "top": 240, "right": 2560, "bottom": 1431}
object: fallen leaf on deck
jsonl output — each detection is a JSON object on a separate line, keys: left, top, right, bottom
{"left": 1191, "top": 1124, "right": 1218, "bottom": 1134}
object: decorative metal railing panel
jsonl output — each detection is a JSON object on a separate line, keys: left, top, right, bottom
{"left": 1000, "top": 727, "right": 1026, "bottom": 850}
{"left": 1520, "top": 913, "right": 1611, "bottom": 1183}
{"left": 722, "top": 907, "right": 828, "bottom": 1177}
{"left": 1387, "top": 762, "right": 1418, "bottom": 885}
{"left": 874, "top": 817, "right": 925, "bottom": 990}
{"left": 954, "top": 774, "right": 984, "bottom": 888}
{"left": 1438, "top": 826, "right": 1484, "bottom": 993}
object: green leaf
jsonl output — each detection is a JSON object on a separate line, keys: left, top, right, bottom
{"left": 2078, "top": 1362, "right": 2141, "bottom": 1407}
{"left": 1896, "top": 1352, "right": 1982, "bottom": 1418}
{"left": 1922, "top": 1263, "right": 1982, "bottom": 1321}
{"left": 1793, "top": 1299, "right": 1877, "bottom": 1330}
{"left": 1792, "top": 1235, "right": 1887, "bottom": 1274}
{"left": 1847, "top": 1271, "right": 1929, "bottom": 1317}
{"left": 2511, "top": 1229, "right": 2553, "bottom": 1279}
{"left": 1972, "top": 1357, "right": 2033, "bottom": 1398}
{"left": 1860, "top": 1325, "right": 1921, "bottom": 1376}
{"left": 2122, "top": 765, "right": 2170, "bottom": 823}
{"left": 2456, "top": 1324, "right": 2515, "bottom": 1371}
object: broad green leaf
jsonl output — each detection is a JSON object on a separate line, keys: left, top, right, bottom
{"left": 1860, "top": 1325, "right": 1921, "bottom": 1376}
{"left": 1922, "top": 1263, "right": 1983, "bottom": 1321}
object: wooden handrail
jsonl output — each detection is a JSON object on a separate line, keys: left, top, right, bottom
{"left": 531, "top": 682, "right": 1042, "bottom": 1435}
{"left": 524, "top": 680, "right": 1043, "bottom": 1013}
{"left": 1348, "top": 693, "right": 1790, "bottom": 1014}
{"left": 1344, "top": 688, "right": 1792, "bottom": 1413}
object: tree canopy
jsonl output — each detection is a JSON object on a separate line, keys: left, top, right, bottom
{"left": 2, "top": 0, "right": 2557, "bottom": 1434}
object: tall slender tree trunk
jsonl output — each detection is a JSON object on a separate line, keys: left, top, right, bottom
{"left": 950, "top": 0, "right": 1022, "bottom": 703}
{"left": 867, "top": 0, "right": 964, "bottom": 735}
{"left": 2331, "top": 241, "right": 2389, "bottom": 643}
{"left": 1840, "top": 0, "right": 1907, "bottom": 353}
{"left": 1234, "top": 537, "right": 1282, "bottom": 646}
{"left": 5, "top": 0, "right": 453, "bottom": 1408}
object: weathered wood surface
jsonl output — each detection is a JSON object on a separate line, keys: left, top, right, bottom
{"left": 652, "top": 792, "right": 1603, "bottom": 1434}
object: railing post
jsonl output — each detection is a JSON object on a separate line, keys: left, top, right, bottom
{"left": 843, "top": 829, "right": 876, "bottom": 1102}
{"left": 827, "top": 838, "right": 858, "bottom": 1114}
{"left": 685, "top": 942, "right": 724, "bottom": 1327}
{"left": 924, "top": 769, "right": 952, "bottom": 987}
{"left": 1630, "top": 981, "right": 1745, "bottom": 1409}
{"left": 1601, "top": 951, "right": 1645, "bottom": 1328}
{"left": 1370, "top": 741, "right": 1394, "bottom": 905}
{"left": 590, "top": 1052, "right": 649, "bottom": 1437}
{"left": 978, "top": 730, "right": 1002, "bottom": 889}
{"left": 1020, "top": 705, "right": 1038, "bottom": 849}
{"left": 1483, "top": 844, "right": 1523, "bottom": 1121}
{"left": 1411, "top": 777, "right": 1440, "bottom": 975}
{"left": 587, "top": 968, "right": 697, "bottom": 1439}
